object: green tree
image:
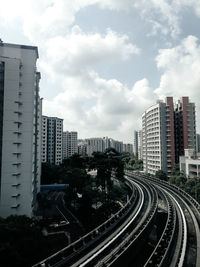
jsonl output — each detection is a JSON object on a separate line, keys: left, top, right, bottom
{"left": 155, "top": 170, "right": 168, "bottom": 181}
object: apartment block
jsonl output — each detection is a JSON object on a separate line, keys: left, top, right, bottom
{"left": 142, "top": 97, "right": 196, "bottom": 175}
{"left": 63, "top": 131, "right": 78, "bottom": 159}
{"left": 85, "top": 138, "right": 105, "bottom": 156}
{"left": 174, "top": 97, "right": 196, "bottom": 163}
{"left": 0, "top": 42, "right": 42, "bottom": 217}
{"left": 180, "top": 149, "right": 200, "bottom": 178}
{"left": 78, "top": 140, "right": 87, "bottom": 156}
{"left": 133, "top": 130, "right": 142, "bottom": 159}
{"left": 42, "top": 116, "right": 63, "bottom": 165}
{"left": 196, "top": 134, "right": 200, "bottom": 153}
{"left": 123, "top": 143, "right": 133, "bottom": 154}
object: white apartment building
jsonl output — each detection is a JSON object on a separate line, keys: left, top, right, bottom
{"left": 78, "top": 139, "right": 87, "bottom": 156}
{"left": 197, "top": 134, "right": 200, "bottom": 153}
{"left": 142, "top": 99, "right": 175, "bottom": 175}
{"left": 42, "top": 116, "right": 63, "bottom": 165}
{"left": 0, "top": 42, "right": 42, "bottom": 217}
{"left": 85, "top": 138, "right": 105, "bottom": 156}
{"left": 142, "top": 97, "right": 196, "bottom": 176}
{"left": 133, "top": 130, "right": 142, "bottom": 159}
{"left": 180, "top": 149, "right": 200, "bottom": 178}
{"left": 123, "top": 144, "right": 133, "bottom": 154}
{"left": 81, "top": 137, "right": 124, "bottom": 156}
{"left": 63, "top": 131, "right": 78, "bottom": 159}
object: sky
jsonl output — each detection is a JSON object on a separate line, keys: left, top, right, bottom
{"left": 0, "top": 0, "right": 200, "bottom": 143}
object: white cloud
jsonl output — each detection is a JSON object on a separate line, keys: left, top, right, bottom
{"left": 43, "top": 70, "right": 156, "bottom": 142}
{"left": 0, "top": 0, "right": 200, "bottom": 42}
{"left": 42, "top": 27, "right": 140, "bottom": 77}
{"left": 155, "top": 35, "right": 200, "bottom": 98}
{"left": 1, "top": 0, "right": 200, "bottom": 141}
{"left": 154, "top": 35, "right": 200, "bottom": 130}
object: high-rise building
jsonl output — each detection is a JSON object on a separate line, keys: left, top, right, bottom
{"left": 42, "top": 116, "right": 63, "bottom": 165}
{"left": 174, "top": 97, "right": 196, "bottom": 163}
{"left": 138, "top": 130, "right": 143, "bottom": 159}
{"left": 133, "top": 130, "right": 139, "bottom": 156}
{"left": 142, "top": 97, "right": 196, "bottom": 175}
{"left": 123, "top": 144, "right": 133, "bottom": 154}
{"left": 0, "top": 42, "right": 42, "bottom": 217}
{"left": 197, "top": 134, "right": 200, "bottom": 153}
{"left": 79, "top": 137, "right": 124, "bottom": 156}
{"left": 78, "top": 139, "right": 87, "bottom": 156}
{"left": 133, "top": 130, "right": 142, "bottom": 159}
{"left": 85, "top": 138, "right": 105, "bottom": 156}
{"left": 63, "top": 131, "right": 78, "bottom": 159}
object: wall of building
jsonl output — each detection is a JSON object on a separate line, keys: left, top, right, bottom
{"left": 0, "top": 43, "right": 41, "bottom": 217}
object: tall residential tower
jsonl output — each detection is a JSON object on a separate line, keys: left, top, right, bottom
{"left": 142, "top": 97, "right": 196, "bottom": 175}
{"left": 63, "top": 131, "right": 78, "bottom": 159}
{"left": 0, "top": 42, "right": 42, "bottom": 217}
{"left": 42, "top": 116, "right": 63, "bottom": 165}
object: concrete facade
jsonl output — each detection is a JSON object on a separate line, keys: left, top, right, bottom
{"left": 174, "top": 97, "right": 196, "bottom": 163}
{"left": 180, "top": 149, "right": 200, "bottom": 178}
{"left": 0, "top": 42, "right": 41, "bottom": 217}
{"left": 123, "top": 143, "right": 133, "bottom": 154}
{"left": 142, "top": 97, "right": 196, "bottom": 176}
{"left": 133, "top": 130, "right": 142, "bottom": 159}
{"left": 41, "top": 116, "right": 63, "bottom": 165}
{"left": 63, "top": 131, "right": 78, "bottom": 159}
{"left": 196, "top": 134, "right": 200, "bottom": 153}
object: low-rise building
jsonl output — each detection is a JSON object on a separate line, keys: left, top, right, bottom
{"left": 180, "top": 149, "right": 200, "bottom": 178}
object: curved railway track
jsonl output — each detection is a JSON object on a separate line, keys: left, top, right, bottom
{"left": 34, "top": 178, "right": 152, "bottom": 267}
{"left": 33, "top": 171, "right": 200, "bottom": 267}
{"left": 126, "top": 171, "right": 200, "bottom": 267}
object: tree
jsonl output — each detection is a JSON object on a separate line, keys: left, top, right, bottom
{"left": 155, "top": 170, "right": 168, "bottom": 181}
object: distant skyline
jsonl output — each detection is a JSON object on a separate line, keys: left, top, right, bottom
{"left": 1, "top": 0, "right": 200, "bottom": 143}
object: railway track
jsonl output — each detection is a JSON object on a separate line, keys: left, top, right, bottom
{"left": 126, "top": 171, "right": 200, "bottom": 267}
{"left": 34, "top": 171, "right": 200, "bottom": 267}
{"left": 34, "top": 178, "right": 152, "bottom": 267}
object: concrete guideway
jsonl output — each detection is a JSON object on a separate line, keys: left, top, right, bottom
{"left": 33, "top": 171, "right": 200, "bottom": 267}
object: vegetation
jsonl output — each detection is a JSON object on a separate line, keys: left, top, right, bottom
{"left": 168, "top": 165, "right": 200, "bottom": 203}
{"left": 61, "top": 149, "right": 128, "bottom": 231}
{"left": 155, "top": 170, "right": 168, "bottom": 181}
{"left": 152, "top": 165, "right": 200, "bottom": 203}
{"left": 41, "top": 150, "right": 129, "bottom": 230}
{"left": 0, "top": 215, "right": 69, "bottom": 267}
{"left": 1, "top": 150, "right": 129, "bottom": 266}
{"left": 123, "top": 154, "right": 143, "bottom": 171}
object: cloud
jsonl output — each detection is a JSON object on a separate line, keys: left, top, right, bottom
{"left": 43, "top": 69, "right": 156, "bottom": 142}
{"left": 155, "top": 35, "right": 200, "bottom": 98}
{"left": 154, "top": 35, "right": 200, "bottom": 130}
{"left": 41, "top": 27, "right": 140, "bottom": 77}
{"left": 1, "top": 0, "right": 200, "bottom": 42}
{"left": 1, "top": 0, "right": 200, "bottom": 142}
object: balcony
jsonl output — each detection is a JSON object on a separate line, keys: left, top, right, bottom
{"left": 12, "top": 183, "right": 21, "bottom": 187}
{"left": 12, "top": 173, "right": 21, "bottom": 177}
{"left": 11, "top": 204, "right": 20, "bottom": 209}
{"left": 12, "top": 194, "right": 21, "bottom": 198}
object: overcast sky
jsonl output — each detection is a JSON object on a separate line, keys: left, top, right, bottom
{"left": 1, "top": 0, "right": 200, "bottom": 143}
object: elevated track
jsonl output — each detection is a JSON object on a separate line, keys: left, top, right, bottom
{"left": 33, "top": 171, "right": 200, "bottom": 267}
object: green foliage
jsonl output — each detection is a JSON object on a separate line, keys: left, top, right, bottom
{"left": 169, "top": 169, "right": 200, "bottom": 203}
{"left": 125, "top": 154, "right": 143, "bottom": 171}
{"left": 41, "top": 152, "right": 128, "bottom": 231}
{"left": 155, "top": 170, "right": 168, "bottom": 181}
{"left": 0, "top": 215, "right": 69, "bottom": 267}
